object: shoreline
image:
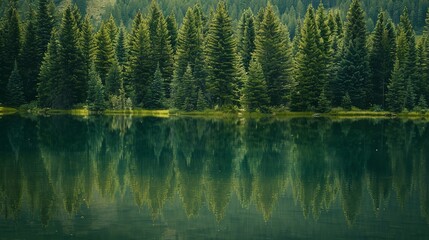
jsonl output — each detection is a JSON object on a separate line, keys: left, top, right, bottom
{"left": 2, "top": 106, "right": 429, "bottom": 119}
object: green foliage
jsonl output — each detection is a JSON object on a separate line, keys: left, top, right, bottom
{"left": 55, "top": 6, "right": 86, "bottom": 109}
{"left": 126, "top": 12, "right": 151, "bottom": 106}
{"left": 37, "top": 30, "right": 59, "bottom": 108}
{"left": 237, "top": 8, "right": 256, "bottom": 72}
{"left": 341, "top": 92, "right": 352, "bottom": 111}
{"left": 95, "top": 22, "right": 116, "bottom": 84}
{"left": 87, "top": 66, "right": 106, "bottom": 112}
{"left": 20, "top": 9, "right": 39, "bottom": 102}
{"left": 205, "top": 1, "right": 240, "bottom": 107}
{"left": 146, "top": 64, "right": 165, "bottom": 109}
{"left": 290, "top": 5, "right": 324, "bottom": 111}
{"left": 335, "top": 0, "right": 370, "bottom": 109}
{"left": 6, "top": 62, "right": 25, "bottom": 107}
{"left": 242, "top": 57, "right": 269, "bottom": 112}
{"left": 369, "top": 12, "right": 396, "bottom": 108}
{"left": 106, "top": 61, "right": 122, "bottom": 97}
{"left": 0, "top": 3, "right": 21, "bottom": 103}
{"left": 253, "top": 2, "right": 293, "bottom": 106}
{"left": 316, "top": 89, "right": 331, "bottom": 113}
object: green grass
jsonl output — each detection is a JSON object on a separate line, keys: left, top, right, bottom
{"left": 0, "top": 106, "right": 17, "bottom": 115}
{"left": 105, "top": 109, "right": 169, "bottom": 117}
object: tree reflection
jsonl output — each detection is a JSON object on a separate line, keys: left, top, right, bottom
{"left": 0, "top": 116, "right": 429, "bottom": 226}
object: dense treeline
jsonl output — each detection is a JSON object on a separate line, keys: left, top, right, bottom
{"left": 1, "top": 0, "right": 429, "bottom": 112}
{"left": 1, "top": 116, "right": 429, "bottom": 225}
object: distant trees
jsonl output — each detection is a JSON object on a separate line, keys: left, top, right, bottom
{"left": 2, "top": 0, "right": 429, "bottom": 113}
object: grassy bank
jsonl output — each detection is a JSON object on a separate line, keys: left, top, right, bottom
{"left": 3, "top": 105, "right": 429, "bottom": 119}
{"left": 0, "top": 107, "right": 17, "bottom": 115}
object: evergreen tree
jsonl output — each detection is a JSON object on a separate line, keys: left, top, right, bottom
{"left": 335, "top": 0, "right": 370, "bottom": 109}
{"left": 237, "top": 8, "right": 256, "bottom": 72}
{"left": 80, "top": 16, "right": 95, "bottom": 100}
{"left": 146, "top": 64, "right": 165, "bottom": 109}
{"left": 105, "top": 15, "right": 118, "bottom": 47}
{"left": 6, "top": 61, "right": 25, "bottom": 107}
{"left": 196, "top": 89, "right": 208, "bottom": 111}
{"left": 369, "top": 11, "right": 396, "bottom": 108}
{"left": 316, "top": 3, "right": 332, "bottom": 87}
{"left": 399, "top": 8, "right": 418, "bottom": 107}
{"left": 205, "top": 1, "right": 240, "bottom": 107}
{"left": 116, "top": 26, "right": 127, "bottom": 66}
{"left": 171, "top": 7, "right": 206, "bottom": 110}
{"left": 127, "top": 12, "right": 151, "bottom": 106}
{"left": 55, "top": 5, "right": 86, "bottom": 109}
{"left": 173, "top": 65, "right": 197, "bottom": 111}
{"left": 20, "top": 9, "right": 39, "bottom": 102}
{"left": 253, "top": 2, "right": 293, "bottom": 106}
{"left": 166, "top": 13, "right": 178, "bottom": 53}
{"left": 387, "top": 60, "right": 407, "bottom": 112}
{"left": 87, "top": 66, "right": 106, "bottom": 112}
{"left": 316, "top": 89, "right": 331, "bottom": 113}
{"left": 37, "top": 30, "right": 59, "bottom": 108}
{"left": 291, "top": 5, "right": 324, "bottom": 111}
{"left": 106, "top": 61, "right": 122, "bottom": 97}
{"left": 242, "top": 57, "right": 269, "bottom": 112}
{"left": 148, "top": 0, "right": 174, "bottom": 98}
{"left": 94, "top": 23, "right": 115, "bottom": 84}
{"left": 421, "top": 9, "right": 429, "bottom": 103}
{"left": 0, "top": 3, "right": 21, "bottom": 103}
{"left": 35, "top": 0, "right": 54, "bottom": 73}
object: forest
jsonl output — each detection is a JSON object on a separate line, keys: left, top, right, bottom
{"left": 1, "top": 0, "right": 429, "bottom": 113}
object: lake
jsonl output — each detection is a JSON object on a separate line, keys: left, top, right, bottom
{"left": 0, "top": 115, "right": 429, "bottom": 239}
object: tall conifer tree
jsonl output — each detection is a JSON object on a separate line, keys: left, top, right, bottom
{"left": 335, "top": 0, "right": 370, "bottom": 109}
{"left": 254, "top": 2, "right": 293, "bottom": 106}
{"left": 205, "top": 1, "right": 240, "bottom": 107}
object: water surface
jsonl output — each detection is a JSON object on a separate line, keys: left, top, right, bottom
{"left": 0, "top": 115, "right": 428, "bottom": 239}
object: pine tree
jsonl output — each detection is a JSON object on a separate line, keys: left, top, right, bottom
{"left": 291, "top": 5, "right": 324, "bottom": 111}
{"left": 253, "top": 2, "right": 293, "bottom": 106}
{"left": 148, "top": 0, "right": 174, "bottom": 98}
{"left": 116, "top": 26, "right": 127, "bottom": 66}
{"left": 369, "top": 11, "right": 396, "bottom": 108}
{"left": 55, "top": 5, "right": 86, "bottom": 109}
{"left": 196, "top": 89, "right": 208, "bottom": 111}
{"left": 127, "top": 13, "right": 151, "bottom": 106}
{"left": 106, "top": 61, "right": 122, "bottom": 97}
{"left": 35, "top": 0, "right": 54, "bottom": 72}
{"left": 173, "top": 65, "right": 197, "bottom": 111}
{"left": 316, "top": 3, "right": 332, "bottom": 88}
{"left": 37, "top": 30, "right": 59, "bottom": 108}
{"left": 242, "top": 57, "right": 269, "bottom": 112}
{"left": 20, "top": 9, "right": 39, "bottom": 102}
{"left": 166, "top": 13, "right": 178, "bottom": 53}
{"left": 146, "top": 64, "right": 165, "bottom": 109}
{"left": 95, "top": 23, "right": 116, "bottom": 85}
{"left": 87, "top": 66, "right": 106, "bottom": 112}
{"left": 0, "top": 3, "right": 21, "bottom": 103}
{"left": 335, "top": 0, "right": 370, "bottom": 109}
{"left": 205, "top": 1, "right": 240, "bottom": 107}
{"left": 399, "top": 8, "right": 418, "bottom": 108}
{"left": 171, "top": 7, "right": 206, "bottom": 110}
{"left": 237, "top": 8, "right": 256, "bottom": 72}
{"left": 387, "top": 60, "right": 407, "bottom": 112}
{"left": 6, "top": 62, "right": 25, "bottom": 107}
{"left": 421, "top": 9, "right": 429, "bottom": 103}
{"left": 80, "top": 16, "right": 95, "bottom": 100}
{"left": 316, "top": 89, "right": 331, "bottom": 113}
{"left": 105, "top": 15, "right": 118, "bottom": 47}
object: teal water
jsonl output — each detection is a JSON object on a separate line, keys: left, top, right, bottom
{"left": 0, "top": 115, "right": 429, "bottom": 239}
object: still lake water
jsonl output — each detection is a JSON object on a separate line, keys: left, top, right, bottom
{"left": 0, "top": 115, "right": 429, "bottom": 239}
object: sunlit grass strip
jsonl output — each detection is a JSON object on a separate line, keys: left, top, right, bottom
{"left": 105, "top": 109, "right": 169, "bottom": 117}
{"left": 0, "top": 107, "right": 17, "bottom": 115}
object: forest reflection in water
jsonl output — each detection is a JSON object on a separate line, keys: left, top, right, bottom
{"left": 0, "top": 115, "right": 429, "bottom": 238}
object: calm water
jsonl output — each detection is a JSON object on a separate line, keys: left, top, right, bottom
{"left": 0, "top": 115, "right": 429, "bottom": 239}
